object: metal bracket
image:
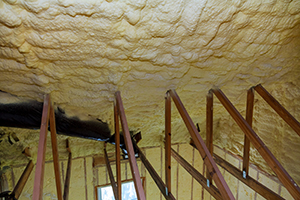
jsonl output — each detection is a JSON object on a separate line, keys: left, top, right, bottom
{"left": 243, "top": 170, "right": 247, "bottom": 179}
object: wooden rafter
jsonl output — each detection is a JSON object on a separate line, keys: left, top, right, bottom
{"left": 12, "top": 160, "right": 34, "bottom": 199}
{"left": 211, "top": 87, "right": 300, "bottom": 199}
{"left": 206, "top": 91, "right": 213, "bottom": 185}
{"left": 242, "top": 87, "right": 254, "bottom": 177}
{"left": 168, "top": 89, "right": 235, "bottom": 200}
{"left": 165, "top": 92, "right": 172, "bottom": 193}
{"left": 190, "top": 141, "right": 284, "bottom": 200}
{"left": 31, "top": 94, "right": 65, "bottom": 200}
{"left": 32, "top": 94, "right": 50, "bottom": 200}
{"left": 114, "top": 102, "right": 122, "bottom": 200}
{"left": 49, "top": 103, "right": 63, "bottom": 200}
{"left": 115, "top": 91, "right": 146, "bottom": 200}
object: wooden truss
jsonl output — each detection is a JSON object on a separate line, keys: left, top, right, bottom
{"left": 113, "top": 92, "right": 146, "bottom": 200}
{"left": 166, "top": 90, "right": 235, "bottom": 200}
{"left": 5, "top": 84, "right": 299, "bottom": 199}
{"left": 105, "top": 87, "right": 299, "bottom": 200}
{"left": 32, "top": 94, "right": 72, "bottom": 200}
{"left": 1, "top": 95, "right": 71, "bottom": 200}
{"left": 243, "top": 84, "right": 300, "bottom": 177}
{"left": 210, "top": 86, "right": 300, "bottom": 199}
{"left": 31, "top": 94, "right": 62, "bottom": 200}
{"left": 18, "top": 94, "right": 71, "bottom": 200}
{"left": 106, "top": 90, "right": 234, "bottom": 200}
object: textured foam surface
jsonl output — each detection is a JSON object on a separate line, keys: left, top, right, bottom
{"left": 0, "top": 0, "right": 299, "bottom": 184}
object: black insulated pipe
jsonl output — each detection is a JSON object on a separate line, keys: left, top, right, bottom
{"left": 0, "top": 101, "right": 111, "bottom": 141}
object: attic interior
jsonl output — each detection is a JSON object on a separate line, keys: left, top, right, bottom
{"left": 0, "top": 0, "right": 300, "bottom": 199}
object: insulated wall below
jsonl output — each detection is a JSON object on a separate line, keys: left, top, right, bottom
{"left": 0, "top": 144, "right": 294, "bottom": 200}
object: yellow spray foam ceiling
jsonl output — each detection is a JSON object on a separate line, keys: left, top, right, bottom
{"left": 0, "top": 0, "right": 300, "bottom": 183}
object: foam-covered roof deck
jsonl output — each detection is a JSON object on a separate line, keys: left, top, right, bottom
{"left": 0, "top": 0, "right": 299, "bottom": 185}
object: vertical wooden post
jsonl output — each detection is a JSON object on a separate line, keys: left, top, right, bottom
{"left": 49, "top": 103, "right": 63, "bottom": 200}
{"left": 206, "top": 91, "right": 213, "bottom": 185}
{"left": 168, "top": 90, "right": 235, "bottom": 200}
{"left": 63, "top": 140, "right": 72, "bottom": 200}
{"left": 32, "top": 94, "right": 50, "bottom": 200}
{"left": 114, "top": 102, "right": 121, "bottom": 200}
{"left": 115, "top": 92, "right": 146, "bottom": 200}
{"left": 104, "top": 145, "right": 119, "bottom": 200}
{"left": 165, "top": 92, "right": 171, "bottom": 194}
{"left": 12, "top": 160, "right": 34, "bottom": 199}
{"left": 243, "top": 88, "right": 254, "bottom": 178}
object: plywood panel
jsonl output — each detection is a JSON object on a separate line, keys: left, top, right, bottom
{"left": 178, "top": 144, "right": 193, "bottom": 200}
{"left": 121, "top": 163, "right": 126, "bottom": 181}
{"left": 281, "top": 186, "right": 294, "bottom": 200}
{"left": 238, "top": 181, "right": 255, "bottom": 200}
{"left": 222, "top": 152, "right": 239, "bottom": 199}
{"left": 145, "top": 147, "right": 161, "bottom": 200}
{"left": 137, "top": 160, "right": 143, "bottom": 177}
{"left": 39, "top": 162, "right": 57, "bottom": 199}
{"left": 256, "top": 173, "right": 280, "bottom": 200}
{"left": 86, "top": 157, "right": 94, "bottom": 200}
{"left": 98, "top": 166, "right": 107, "bottom": 186}
{"left": 126, "top": 162, "right": 132, "bottom": 180}
{"left": 225, "top": 153, "right": 240, "bottom": 170}
{"left": 192, "top": 148, "right": 203, "bottom": 200}
{"left": 203, "top": 189, "right": 211, "bottom": 200}
{"left": 69, "top": 158, "right": 86, "bottom": 200}
{"left": 110, "top": 164, "right": 117, "bottom": 180}
{"left": 248, "top": 166, "right": 258, "bottom": 180}
{"left": 223, "top": 170, "right": 238, "bottom": 199}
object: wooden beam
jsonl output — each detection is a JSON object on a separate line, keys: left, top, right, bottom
{"left": 254, "top": 84, "right": 300, "bottom": 137}
{"left": 115, "top": 91, "right": 146, "bottom": 200}
{"left": 114, "top": 102, "right": 121, "bottom": 200}
{"left": 63, "top": 140, "right": 72, "bottom": 200}
{"left": 104, "top": 145, "right": 119, "bottom": 200}
{"left": 49, "top": 103, "right": 63, "bottom": 200}
{"left": 243, "top": 87, "right": 254, "bottom": 177}
{"left": 165, "top": 92, "right": 172, "bottom": 193}
{"left": 189, "top": 141, "right": 284, "bottom": 200}
{"left": 32, "top": 94, "right": 50, "bottom": 200}
{"left": 12, "top": 160, "right": 34, "bottom": 199}
{"left": 168, "top": 89, "right": 235, "bottom": 200}
{"left": 212, "top": 88, "right": 300, "bottom": 199}
{"left": 206, "top": 91, "right": 213, "bottom": 185}
{"left": 171, "top": 148, "right": 222, "bottom": 200}
{"left": 22, "top": 147, "right": 31, "bottom": 158}
{"left": 213, "top": 154, "right": 284, "bottom": 200}
{"left": 137, "top": 145, "right": 176, "bottom": 200}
